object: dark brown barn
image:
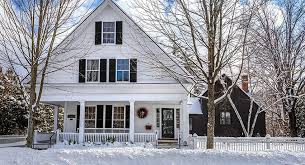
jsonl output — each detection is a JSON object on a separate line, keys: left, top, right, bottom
{"left": 189, "top": 75, "right": 266, "bottom": 137}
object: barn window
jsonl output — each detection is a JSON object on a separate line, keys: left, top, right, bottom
{"left": 220, "top": 112, "right": 231, "bottom": 125}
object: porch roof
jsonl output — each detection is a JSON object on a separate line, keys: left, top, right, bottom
{"left": 39, "top": 83, "right": 190, "bottom": 103}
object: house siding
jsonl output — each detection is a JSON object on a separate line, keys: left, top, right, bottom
{"left": 190, "top": 84, "right": 266, "bottom": 137}
{"left": 45, "top": 4, "right": 175, "bottom": 84}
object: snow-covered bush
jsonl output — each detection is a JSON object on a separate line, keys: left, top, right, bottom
{"left": 33, "top": 104, "right": 64, "bottom": 133}
{"left": 0, "top": 68, "right": 27, "bottom": 135}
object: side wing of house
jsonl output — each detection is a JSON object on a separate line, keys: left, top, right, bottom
{"left": 190, "top": 85, "right": 266, "bottom": 137}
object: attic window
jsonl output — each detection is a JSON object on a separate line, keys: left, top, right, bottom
{"left": 103, "top": 22, "right": 115, "bottom": 43}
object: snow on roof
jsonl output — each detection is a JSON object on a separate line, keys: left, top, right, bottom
{"left": 189, "top": 97, "right": 203, "bottom": 114}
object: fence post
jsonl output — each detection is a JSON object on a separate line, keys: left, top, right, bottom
{"left": 177, "top": 129, "right": 180, "bottom": 149}
{"left": 56, "top": 129, "right": 60, "bottom": 144}
{"left": 155, "top": 130, "right": 158, "bottom": 148}
{"left": 34, "top": 130, "right": 38, "bottom": 143}
{"left": 193, "top": 133, "right": 198, "bottom": 149}
{"left": 266, "top": 134, "right": 271, "bottom": 149}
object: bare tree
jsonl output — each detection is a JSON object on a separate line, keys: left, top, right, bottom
{"left": 249, "top": 0, "right": 305, "bottom": 137}
{"left": 0, "top": 0, "right": 92, "bottom": 147}
{"left": 130, "top": 0, "right": 256, "bottom": 148}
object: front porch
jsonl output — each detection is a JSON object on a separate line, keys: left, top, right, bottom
{"left": 53, "top": 100, "right": 189, "bottom": 144}
{"left": 40, "top": 83, "right": 191, "bottom": 145}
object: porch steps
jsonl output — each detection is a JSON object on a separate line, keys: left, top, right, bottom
{"left": 32, "top": 139, "right": 55, "bottom": 150}
{"left": 157, "top": 139, "right": 179, "bottom": 149}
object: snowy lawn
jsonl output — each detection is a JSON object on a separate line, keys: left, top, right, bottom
{"left": 0, "top": 146, "right": 305, "bottom": 165}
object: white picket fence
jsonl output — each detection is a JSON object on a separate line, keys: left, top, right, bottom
{"left": 190, "top": 136, "right": 305, "bottom": 151}
{"left": 84, "top": 133, "right": 129, "bottom": 142}
{"left": 134, "top": 133, "right": 156, "bottom": 143}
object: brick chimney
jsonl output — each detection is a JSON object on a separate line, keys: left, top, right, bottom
{"left": 241, "top": 74, "right": 249, "bottom": 93}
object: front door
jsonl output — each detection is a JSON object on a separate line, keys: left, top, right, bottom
{"left": 162, "top": 108, "right": 175, "bottom": 138}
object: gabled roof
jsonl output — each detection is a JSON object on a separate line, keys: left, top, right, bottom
{"left": 200, "top": 75, "right": 262, "bottom": 109}
{"left": 55, "top": 0, "right": 169, "bottom": 57}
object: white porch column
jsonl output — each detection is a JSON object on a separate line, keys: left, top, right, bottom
{"left": 53, "top": 106, "right": 59, "bottom": 132}
{"left": 182, "top": 99, "right": 190, "bottom": 143}
{"left": 78, "top": 101, "right": 85, "bottom": 144}
{"left": 129, "top": 100, "right": 135, "bottom": 143}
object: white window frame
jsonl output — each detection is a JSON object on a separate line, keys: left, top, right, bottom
{"left": 85, "top": 59, "right": 100, "bottom": 83}
{"left": 102, "top": 22, "right": 116, "bottom": 44}
{"left": 116, "top": 59, "right": 130, "bottom": 82}
{"left": 85, "top": 106, "right": 97, "bottom": 128}
{"left": 112, "top": 106, "right": 126, "bottom": 128}
{"left": 220, "top": 111, "right": 231, "bottom": 125}
{"left": 153, "top": 104, "right": 181, "bottom": 139}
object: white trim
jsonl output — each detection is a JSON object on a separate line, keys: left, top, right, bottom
{"left": 112, "top": 104, "right": 127, "bottom": 128}
{"left": 102, "top": 22, "right": 116, "bottom": 44}
{"left": 84, "top": 105, "right": 97, "bottom": 128}
{"left": 63, "top": 102, "right": 68, "bottom": 132}
{"left": 116, "top": 59, "right": 130, "bottom": 82}
{"left": 85, "top": 59, "right": 100, "bottom": 83}
{"left": 153, "top": 104, "right": 181, "bottom": 139}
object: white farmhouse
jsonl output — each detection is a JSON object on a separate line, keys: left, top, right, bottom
{"left": 38, "top": 0, "right": 192, "bottom": 145}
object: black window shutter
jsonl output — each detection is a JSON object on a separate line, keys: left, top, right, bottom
{"left": 76, "top": 105, "right": 80, "bottom": 132}
{"left": 130, "top": 59, "right": 137, "bottom": 82}
{"left": 109, "top": 59, "right": 116, "bottom": 82}
{"left": 95, "top": 22, "right": 102, "bottom": 45}
{"left": 79, "top": 59, "right": 86, "bottom": 83}
{"left": 105, "top": 105, "right": 112, "bottom": 128}
{"left": 125, "top": 105, "right": 130, "bottom": 128}
{"left": 116, "top": 21, "right": 123, "bottom": 44}
{"left": 100, "top": 59, "right": 107, "bottom": 82}
{"left": 97, "top": 105, "right": 104, "bottom": 128}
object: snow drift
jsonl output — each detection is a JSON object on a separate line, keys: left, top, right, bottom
{"left": 0, "top": 147, "right": 304, "bottom": 165}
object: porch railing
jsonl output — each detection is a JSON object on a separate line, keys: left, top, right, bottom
{"left": 84, "top": 133, "right": 129, "bottom": 142}
{"left": 134, "top": 133, "right": 156, "bottom": 143}
{"left": 56, "top": 131, "right": 158, "bottom": 144}
{"left": 58, "top": 132, "right": 79, "bottom": 143}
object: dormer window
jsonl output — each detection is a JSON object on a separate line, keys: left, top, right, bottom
{"left": 103, "top": 22, "right": 115, "bottom": 44}
{"left": 86, "top": 60, "right": 99, "bottom": 82}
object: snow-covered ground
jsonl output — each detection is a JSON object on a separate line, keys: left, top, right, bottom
{"left": 0, "top": 141, "right": 26, "bottom": 148}
{"left": 0, "top": 146, "right": 305, "bottom": 165}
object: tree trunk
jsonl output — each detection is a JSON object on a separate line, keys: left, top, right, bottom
{"left": 207, "top": 82, "right": 215, "bottom": 149}
{"left": 26, "top": 108, "right": 34, "bottom": 147}
{"left": 288, "top": 110, "right": 297, "bottom": 137}
{"left": 26, "top": 65, "right": 38, "bottom": 147}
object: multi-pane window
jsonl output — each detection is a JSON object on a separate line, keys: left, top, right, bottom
{"left": 113, "top": 106, "right": 125, "bottom": 128}
{"left": 117, "top": 59, "right": 129, "bottom": 82}
{"left": 176, "top": 108, "right": 180, "bottom": 128}
{"left": 156, "top": 108, "right": 160, "bottom": 127}
{"left": 86, "top": 60, "right": 99, "bottom": 82}
{"left": 85, "top": 106, "right": 96, "bottom": 128}
{"left": 103, "top": 22, "right": 115, "bottom": 43}
{"left": 220, "top": 112, "right": 231, "bottom": 125}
